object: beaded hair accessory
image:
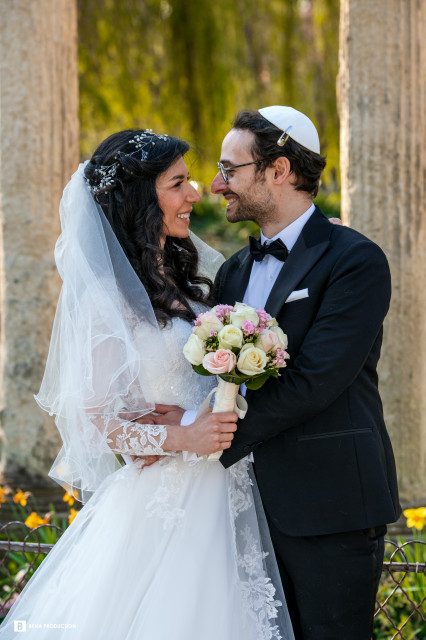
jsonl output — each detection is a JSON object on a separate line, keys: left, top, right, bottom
{"left": 86, "top": 130, "right": 169, "bottom": 195}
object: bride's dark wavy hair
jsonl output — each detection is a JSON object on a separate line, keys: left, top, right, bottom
{"left": 84, "top": 129, "right": 215, "bottom": 326}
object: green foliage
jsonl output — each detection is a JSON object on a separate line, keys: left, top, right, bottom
{"left": 78, "top": 0, "right": 340, "bottom": 192}
{"left": 314, "top": 189, "right": 341, "bottom": 219}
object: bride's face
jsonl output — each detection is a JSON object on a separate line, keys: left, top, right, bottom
{"left": 156, "top": 156, "right": 201, "bottom": 246}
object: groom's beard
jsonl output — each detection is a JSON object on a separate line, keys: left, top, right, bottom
{"left": 225, "top": 185, "right": 277, "bottom": 227}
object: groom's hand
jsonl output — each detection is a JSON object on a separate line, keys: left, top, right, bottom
{"left": 152, "top": 404, "right": 185, "bottom": 425}
{"left": 183, "top": 409, "right": 238, "bottom": 456}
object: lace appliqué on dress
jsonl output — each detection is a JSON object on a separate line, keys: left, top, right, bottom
{"left": 106, "top": 422, "right": 167, "bottom": 456}
{"left": 145, "top": 458, "right": 186, "bottom": 530}
{"left": 228, "top": 459, "right": 283, "bottom": 640}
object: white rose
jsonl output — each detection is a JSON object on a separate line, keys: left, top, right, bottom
{"left": 183, "top": 334, "right": 205, "bottom": 365}
{"left": 271, "top": 327, "right": 288, "bottom": 350}
{"left": 237, "top": 345, "right": 268, "bottom": 376}
{"left": 218, "top": 325, "right": 243, "bottom": 350}
{"left": 230, "top": 304, "right": 259, "bottom": 329}
{"left": 194, "top": 312, "right": 224, "bottom": 340}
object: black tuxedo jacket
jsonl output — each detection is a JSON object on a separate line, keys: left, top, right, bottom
{"left": 217, "top": 207, "right": 401, "bottom": 536}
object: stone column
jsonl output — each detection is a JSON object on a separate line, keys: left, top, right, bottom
{"left": 338, "top": 0, "right": 426, "bottom": 504}
{"left": 0, "top": 1, "right": 79, "bottom": 486}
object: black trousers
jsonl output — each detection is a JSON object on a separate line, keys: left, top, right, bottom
{"left": 267, "top": 517, "right": 386, "bottom": 640}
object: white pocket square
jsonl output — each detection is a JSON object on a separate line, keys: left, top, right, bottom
{"left": 285, "top": 288, "right": 309, "bottom": 303}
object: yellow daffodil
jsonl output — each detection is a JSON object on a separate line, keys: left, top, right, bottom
{"left": 13, "top": 489, "right": 32, "bottom": 507}
{"left": 62, "top": 491, "right": 75, "bottom": 506}
{"left": 68, "top": 508, "right": 78, "bottom": 524}
{"left": 403, "top": 507, "right": 426, "bottom": 531}
{"left": 25, "top": 511, "right": 50, "bottom": 529}
{"left": 0, "top": 486, "right": 7, "bottom": 505}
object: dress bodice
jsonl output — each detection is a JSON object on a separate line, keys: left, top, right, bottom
{"left": 135, "top": 304, "right": 216, "bottom": 411}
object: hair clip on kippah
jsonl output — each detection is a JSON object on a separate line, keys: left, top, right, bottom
{"left": 277, "top": 125, "right": 292, "bottom": 147}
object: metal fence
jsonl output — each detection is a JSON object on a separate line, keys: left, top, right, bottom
{"left": 374, "top": 538, "right": 426, "bottom": 639}
{"left": 0, "top": 521, "right": 425, "bottom": 638}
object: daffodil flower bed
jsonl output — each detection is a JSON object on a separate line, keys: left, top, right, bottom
{"left": 0, "top": 484, "right": 79, "bottom": 619}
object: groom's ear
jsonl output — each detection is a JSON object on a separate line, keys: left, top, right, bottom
{"left": 271, "top": 157, "right": 291, "bottom": 185}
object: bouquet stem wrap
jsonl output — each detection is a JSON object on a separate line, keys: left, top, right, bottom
{"left": 208, "top": 379, "right": 242, "bottom": 460}
{"left": 182, "top": 378, "right": 247, "bottom": 463}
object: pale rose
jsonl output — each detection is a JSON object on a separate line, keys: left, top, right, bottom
{"left": 255, "top": 330, "right": 279, "bottom": 353}
{"left": 271, "top": 326, "right": 288, "bottom": 350}
{"left": 218, "top": 324, "right": 243, "bottom": 350}
{"left": 230, "top": 304, "right": 259, "bottom": 329}
{"left": 237, "top": 345, "right": 268, "bottom": 376}
{"left": 203, "top": 349, "right": 237, "bottom": 374}
{"left": 183, "top": 334, "right": 205, "bottom": 365}
{"left": 194, "top": 312, "right": 224, "bottom": 340}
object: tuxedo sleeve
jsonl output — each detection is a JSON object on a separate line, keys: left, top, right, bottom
{"left": 220, "top": 239, "right": 391, "bottom": 467}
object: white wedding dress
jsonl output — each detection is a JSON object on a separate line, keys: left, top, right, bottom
{"left": 0, "top": 310, "right": 293, "bottom": 640}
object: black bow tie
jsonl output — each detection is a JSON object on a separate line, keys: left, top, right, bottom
{"left": 249, "top": 236, "right": 289, "bottom": 262}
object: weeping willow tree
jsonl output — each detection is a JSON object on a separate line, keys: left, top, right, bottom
{"left": 78, "top": 0, "right": 340, "bottom": 191}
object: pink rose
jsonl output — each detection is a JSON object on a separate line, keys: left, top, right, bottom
{"left": 256, "top": 330, "right": 279, "bottom": 353}
{"left": 203, "top": 349, "right": 237, "bottom": 374}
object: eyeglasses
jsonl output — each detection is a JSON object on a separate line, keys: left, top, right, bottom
{"left": 217, "top": 161, "right": 261, "bottom": 184}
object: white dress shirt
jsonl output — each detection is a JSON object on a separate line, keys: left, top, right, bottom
{"left": 243, "top": 203, "right": 315, "bottom": 309}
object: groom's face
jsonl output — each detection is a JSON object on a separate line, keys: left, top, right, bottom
{"left": 211, "top": 129, "right": 277, "bottom": 226}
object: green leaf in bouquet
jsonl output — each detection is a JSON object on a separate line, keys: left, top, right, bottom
{"left": 192, "top": 364, "right": 213, "bottom": 376}
{"left": 245, "top": 369, "right": 278, "bottom": 390}
{"left": 220, "top": 372, "right": 251, "bottom": 385}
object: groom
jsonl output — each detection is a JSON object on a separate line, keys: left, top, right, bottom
{"left": 210, "top": 107, "right": 401, "bottom": 639}
{"left": 156, "top": 106, "right": 401, "bottom": 639}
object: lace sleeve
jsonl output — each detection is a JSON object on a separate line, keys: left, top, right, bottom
{"left": 105, "top": 419, "right": 170, "bottom": 456}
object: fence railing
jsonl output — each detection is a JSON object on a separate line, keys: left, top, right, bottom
{"left": 374, "top": 538, "right": 426, "bottom": 639}
{"left": 1, "top": 521, "right": 425, "bottom": 638}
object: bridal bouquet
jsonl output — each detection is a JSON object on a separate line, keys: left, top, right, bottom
{"left": 183, "top": 303, "right": 289, "bottom": 459}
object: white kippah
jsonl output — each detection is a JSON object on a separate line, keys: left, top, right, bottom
{"left": 258, "top": 106, "right": 320, "bottom": 154}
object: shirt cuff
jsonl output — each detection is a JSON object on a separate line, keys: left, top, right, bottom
{"left": 181, "top": 409, "right": 197, "bottom": 426}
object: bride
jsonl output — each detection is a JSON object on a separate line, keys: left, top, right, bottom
{"left": 0, "top": 129, "right": 294, "bottom": 639}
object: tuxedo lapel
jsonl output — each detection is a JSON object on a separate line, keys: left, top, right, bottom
{"left": 222, "top": 248, "right": 254, "bottom": 305}
{"left": 265, "top": 208, "right": 332, "bottom": 318}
